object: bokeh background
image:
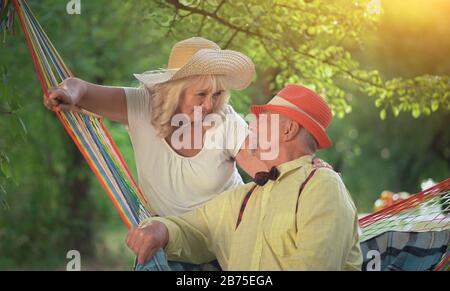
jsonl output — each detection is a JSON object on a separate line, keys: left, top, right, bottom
{"left": 0, "top": 0, "right": 449, "bottom": 270}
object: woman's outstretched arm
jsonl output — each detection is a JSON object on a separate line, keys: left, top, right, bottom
{"left": 44, "top": 77, "right": 128, "bottom": 124}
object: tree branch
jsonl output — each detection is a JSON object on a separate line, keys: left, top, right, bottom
{"left": 164, "top": 0, "right": 383, "bottom": 90}
{"left": 165, "top": 0, "right": 263, "bottom": 39}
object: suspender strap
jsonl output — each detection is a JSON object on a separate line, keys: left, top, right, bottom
{"left": 235, "top": 185, "right": 257, "bottom": 229}
{"left": 235, "top": 165, "right": 325, "bottom": 230}
{"left": 295, "top": 169, "right": 318, "bottom": 232}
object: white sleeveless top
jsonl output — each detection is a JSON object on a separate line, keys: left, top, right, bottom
{"left": 124, "top": 87, "right": 248, "bottom": 216}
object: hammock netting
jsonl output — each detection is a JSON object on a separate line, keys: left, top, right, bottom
{"left": 359, "top": 178, "right": 449, "bottom": 270}
{"left": 2, "top": 0, "right": 448, "bottom": 271}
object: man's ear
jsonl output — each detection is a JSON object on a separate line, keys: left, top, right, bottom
{"left": 283, "top": 120, "right": 301, "bottom": 142}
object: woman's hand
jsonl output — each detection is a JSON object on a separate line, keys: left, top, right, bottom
{"left": 312, "top": 157, "right": 333, "bottom": 170}
{"left": 44, "top": 77, "right": 87, "bottom": 112}
{"left": 126, "top": 220, "right": 169, "bottom": 265}
{"left": 43, "top": 77, "right": 128, "bottom": 124}
{"left": 235, "top": 149, "right": 270, "bottom": 178}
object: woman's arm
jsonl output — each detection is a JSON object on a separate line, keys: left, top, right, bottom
{"left": 235, "top": 138, "right": 269, "bottom": 178}
{"left": 44, "top": 77, "right": 128, "bottom": 124}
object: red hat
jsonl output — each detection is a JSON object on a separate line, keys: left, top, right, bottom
{"left": 251, "top": 84, "right": 333, "bottom": 149}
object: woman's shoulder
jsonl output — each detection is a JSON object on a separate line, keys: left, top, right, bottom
{"left": 123, "top": 86, "right": 152, "bottom": 99}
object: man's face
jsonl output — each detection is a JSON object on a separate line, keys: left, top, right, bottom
{"left": 250, "top": 110, "right": 281, "bottom": 161}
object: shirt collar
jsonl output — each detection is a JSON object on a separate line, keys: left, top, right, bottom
{"left": 276, "top": 154, "right": 314, "bottom": 180}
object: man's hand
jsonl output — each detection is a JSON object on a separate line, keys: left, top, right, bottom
{"left": 126, "top": 220, "right": 169, "bottom": 265}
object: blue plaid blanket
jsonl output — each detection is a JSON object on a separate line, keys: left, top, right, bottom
{"left": 360, "top": 230, "right": 449, "bottom": 271}
{"left": 134, "top": 249, "right": 221, "bottom": 271}
{"left": 134, "top": 249, "right": 172, "bottom": 271}
{"left": 134, "top": 232, "right": 449, "bottom": 271}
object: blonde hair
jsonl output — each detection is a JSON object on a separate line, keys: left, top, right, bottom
{"left": 143, "top": 75, "right": 230, "bottom": 138}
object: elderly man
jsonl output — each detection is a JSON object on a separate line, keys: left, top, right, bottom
{"left": 126, "top": 84, "right": 363, "bottom": 271}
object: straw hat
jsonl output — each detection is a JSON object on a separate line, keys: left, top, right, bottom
{"left": 251, "top": 84, "right": 333, "bottom": 149}
{"left": 134, "top": 37, "right": 255, "bottom": 90}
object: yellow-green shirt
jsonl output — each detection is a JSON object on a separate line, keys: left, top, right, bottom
{"left": 150, "top": 155, "right": 363, "bottom": 270}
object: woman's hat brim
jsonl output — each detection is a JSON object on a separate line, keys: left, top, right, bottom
{"left": 134, "top": 48, "right": 255, "bottom": 90}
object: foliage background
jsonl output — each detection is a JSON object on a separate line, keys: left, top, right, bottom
{"left": 0, "top": 0, "right": 449, "bottom": 270}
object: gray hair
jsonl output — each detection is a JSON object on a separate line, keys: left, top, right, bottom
{"left": 300, "top": 127, "right": 318, "bottom": 153}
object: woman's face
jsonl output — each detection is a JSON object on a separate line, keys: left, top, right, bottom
{"left": 178, "top": 78, "right": 225, "bottom": 122}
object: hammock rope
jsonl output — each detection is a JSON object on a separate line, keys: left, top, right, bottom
{"left": 359, "top": 178, "right": 450, "bottom": 270}
{"left": 360, "top": 179, "right": 450, "bottom": 240}
{"left": 7, "top": 0, "right": 168, "bottom": 270}
{"left": 8, "top": 0, "right": 154, "bottom": 229}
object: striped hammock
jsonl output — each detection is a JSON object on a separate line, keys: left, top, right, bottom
{"left": 2, "top": 0, "right": 448, "bottom": 271}
{"left": 359, "top": 178, "right": 450, "bottom": 271}
{"left": 5, "top": 0, "right": 153, "bottom": 229}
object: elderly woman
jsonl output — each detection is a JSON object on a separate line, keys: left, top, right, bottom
{"left": 44, "top": 37, "right": 268, "bottom": 269}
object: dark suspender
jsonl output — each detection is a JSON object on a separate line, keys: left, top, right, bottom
{"left": 294, "top": 169, "right": 318, "bottom": 233}
{"left": 235, "top": 167, "right": 320, "bottom": 229}
{"left": 235, "top": 185, "right": 257, "bottom": 229}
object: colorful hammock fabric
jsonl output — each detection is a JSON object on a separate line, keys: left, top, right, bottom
{"left": 5, "top": 0, "right": 154, "bottom": 229}
{"left": 3, "top": 0, "right": 169, "bottom": 271}
{"left": 359, "top": 178, "right": 450, "bottom": 271}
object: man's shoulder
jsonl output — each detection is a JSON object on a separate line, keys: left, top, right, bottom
{"left": 313, "top": 166, "right": 343, "bottom": 183}
{"left": 297, "top": 164, "right": 348, "bottom": 196}
{"left": 294, "top": 162, "right": 342, "bottom": 184}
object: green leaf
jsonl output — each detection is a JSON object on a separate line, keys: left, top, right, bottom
{"left": 412, "top": 108, "right": 421, "bottom": 118}
{"left": 392, "top": 107, "right": 400, "bottom": 117}
{"left": 0, "top": 161, "right": 11, "bottom": 179}
{"left": 17, "top": 117, "right": 28, "bottom": 139}
{"left": 367, "top": 86, "right": 377, "bottom": 96}
{"left": 379, "top": 109, "right": 386, "bottom": 120}
{"left": 307, "top": 27, "right": 316, "bottom": 36}
{"left": 375, "top": 99, "right": 383, "bottom": 108}
{"left": 431, "top": 101, "right": 439, "bottom": 112}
